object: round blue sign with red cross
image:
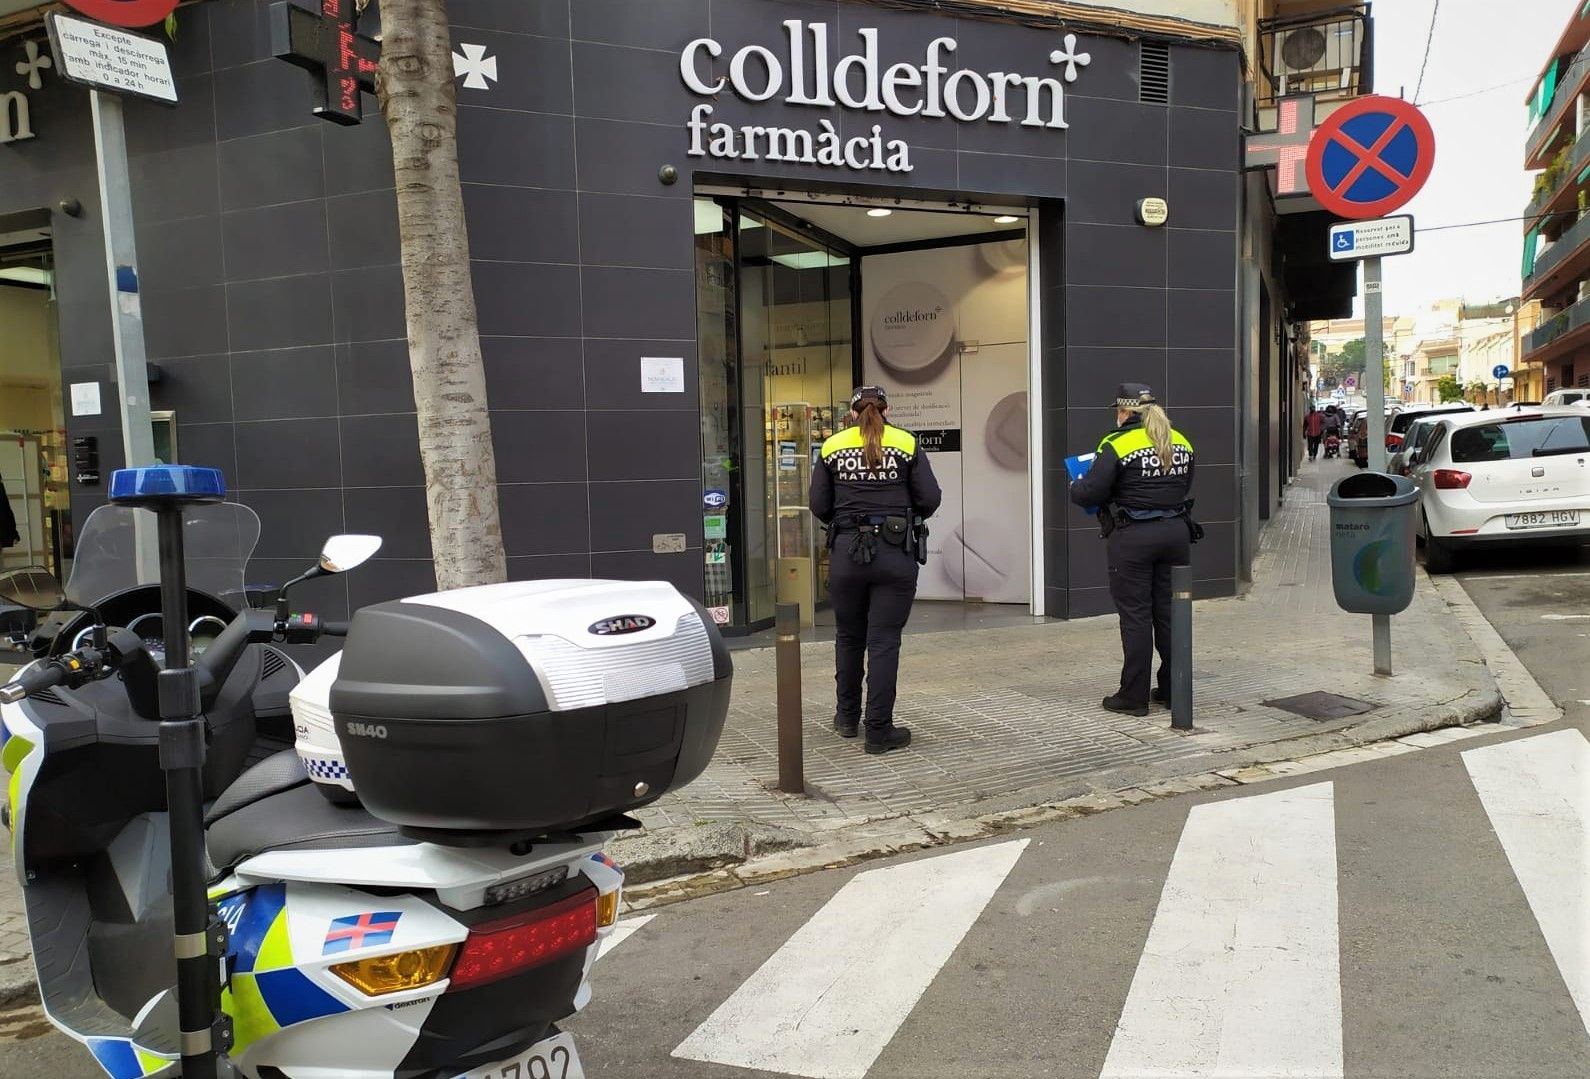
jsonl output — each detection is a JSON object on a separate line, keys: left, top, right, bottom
{"left": 1305, "top": 95, "right": 1435, "bottom": 220}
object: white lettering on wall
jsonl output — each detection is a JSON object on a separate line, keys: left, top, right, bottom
{"left": 0, "top": 90, "right": 33, "bottom": 144}
{"left": 680, "top": 20, "right": 1093, "bottom": 176}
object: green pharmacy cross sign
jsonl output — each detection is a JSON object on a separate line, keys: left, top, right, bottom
{"left": 271, "top": 0, "right": 380, "bottom": 125}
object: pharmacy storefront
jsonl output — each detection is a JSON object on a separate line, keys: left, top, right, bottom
{"left": 0, "top": 0, "right": 1242, "bottom": 629}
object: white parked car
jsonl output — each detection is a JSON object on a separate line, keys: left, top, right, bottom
{"left": 1408, "top": 407, "right": 1590, "bottom": 573}
{"left": 1542, "top": 387, "right": 1590, "bottom": 408}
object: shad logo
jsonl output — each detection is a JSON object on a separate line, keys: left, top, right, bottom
{"left": 589, "top": 615, "right": 656, "bottom": 637}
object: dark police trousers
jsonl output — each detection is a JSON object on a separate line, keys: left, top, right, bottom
{"left": 829, "top": 540, "right": 918, "bottom": 734}
{"left": 1107, "top": 517, "right": 1191, "bottom": 706}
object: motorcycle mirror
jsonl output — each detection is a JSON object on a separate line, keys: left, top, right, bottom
{"left": 318, "top": 534, "right": 383, "bottom": 575}
{"left": 0, "top": 567, "right": 67, "bottom": 612}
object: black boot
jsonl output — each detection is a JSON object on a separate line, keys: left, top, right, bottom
{"left": 1101, "top": 694, "right": 1149, "bottom": 717}
{"left": 1151, "top": 687, "right": 1171, "bottom": 707}
{"left": 833, "top": 714, "right": 859, "bottom": 738}
{"left": 864, "top": 726, "right": 912, "bottom": 755}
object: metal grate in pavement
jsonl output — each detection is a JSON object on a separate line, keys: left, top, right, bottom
{"left": 1263, "top": 691, "right": 1377, "bottom": 721}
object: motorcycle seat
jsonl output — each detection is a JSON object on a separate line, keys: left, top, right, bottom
{"left": 205, "top": 750, "right": 411, "bottom": 878}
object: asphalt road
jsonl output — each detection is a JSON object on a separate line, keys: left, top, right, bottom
{"left": 2, "top": 552, "right": 1587, "bottom": 1078}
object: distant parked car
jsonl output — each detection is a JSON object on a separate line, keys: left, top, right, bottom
{"left": 1387, "top": 403, "right": 1474, "bottom": 455}
{"left": 1387, "top": 417, "right": 1441, "bottom": 476}
{"left": 1408, "top": 407, "right": 1590, "bottom": 572}
{"left": 1543, "top": 388, "right": 1590, "bottom": 408}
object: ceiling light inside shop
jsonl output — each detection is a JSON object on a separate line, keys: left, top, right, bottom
{"left": 770, "top": 251, "right": 849, "bottom": 270}
{"left": 866, "top": 208, "right": 892, "bottom": 217}
{"left": 0, "top": 266, "right": 50, "bottom": 286}
{"left": 693, "top": 199, "right": 724, "bottom": 235}
{"left": 993, "top": 215, "right": 1020, "bottom": 225}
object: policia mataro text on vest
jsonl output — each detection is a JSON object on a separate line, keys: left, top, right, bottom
{"left": 1069, "top": 383, "right": 1203, "bottom": 719}
{"left": 809, "top": 386, "right": 941, "bottom": 755}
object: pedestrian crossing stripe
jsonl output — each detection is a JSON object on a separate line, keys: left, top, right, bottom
{"left": 671, "top": 839, "right": 1029, "bottom": 1079}
{"left": 1101, "top": 781, "right": 1343, "bottom": 1078}
{"left": 590, "top": 729, "right": 1590, "bottom": 1078}
{"left": 1462, "top": 729, "right": 1590, "bottom": 1036}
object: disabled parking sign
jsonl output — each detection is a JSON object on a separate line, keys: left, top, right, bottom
{"left": 1306, "top": 96, "right": 1435, "bottom": 220}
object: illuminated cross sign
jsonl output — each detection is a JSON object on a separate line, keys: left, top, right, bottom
{"left": 1244, "top": 94, "right": 1317, "bottom": 197}
{"left": 270, "top": 0, "right": 379, "bottom": 126}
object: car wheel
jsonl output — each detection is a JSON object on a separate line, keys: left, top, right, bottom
{"left": 1423, "top": 534, "right": 1457, "bottom": 574}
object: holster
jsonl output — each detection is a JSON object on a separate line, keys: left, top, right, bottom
{"left": 911, "top": 515, "right": 929, "bottom": 565}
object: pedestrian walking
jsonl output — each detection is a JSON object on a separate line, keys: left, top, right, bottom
{"left": 1304, "top": 406, "right": 1325, "bottom": 460}
{"left": 809, "top": 386, "right": 942, "bottom": 754}
{"left": 1069, "top": 383, "right": 1201, "bottom": 717}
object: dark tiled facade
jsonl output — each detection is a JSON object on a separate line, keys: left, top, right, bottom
{"left": 0, "top": 0, "right": 1240, "bottom": 620}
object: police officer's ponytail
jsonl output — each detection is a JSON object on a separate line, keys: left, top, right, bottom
{"left": 1139, "top": 404, "right": 1175, "bottom": 468}
{"left": 857, "top": 400, "right": 886, "bottom": 469}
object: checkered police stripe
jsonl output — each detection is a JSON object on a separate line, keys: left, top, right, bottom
{"left": 303, "top": 757, "right": 349, "bottom": 781}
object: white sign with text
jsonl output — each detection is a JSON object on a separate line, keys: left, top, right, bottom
{"left": 47, "top": 13, "right": 176, "bottom": 104}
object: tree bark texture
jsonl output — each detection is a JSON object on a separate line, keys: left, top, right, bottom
{"left": 377, "top": 0, "right": 507, "bottom": 589}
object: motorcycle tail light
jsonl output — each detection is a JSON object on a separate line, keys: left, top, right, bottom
{"left": 1432, "top": 468, "right": 1472, "bottom": 489}
{"left": 330, "top": 944, "right": 456, "bottom": 996}
{"left": 447, "top": 885, "right": 598, "bottom": 992}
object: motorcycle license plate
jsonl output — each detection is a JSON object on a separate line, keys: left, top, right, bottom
{"left": 454, "top": 1031, "right": 584, "bottom": 1079}
{"left": 1504, "top": 510, "right": 1580, "bottom": 530}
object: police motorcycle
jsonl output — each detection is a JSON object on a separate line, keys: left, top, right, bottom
{"left": 0, "top": 465, "right": 732, "bottom": 1079}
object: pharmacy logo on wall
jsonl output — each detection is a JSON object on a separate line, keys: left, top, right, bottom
{"left": 682, "top": 21, "right": 1094, "bottom": 174}
{"left": 1, "top": 39, "right": 52, "bottom": 144}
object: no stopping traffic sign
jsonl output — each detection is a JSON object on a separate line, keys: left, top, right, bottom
{"left": 61, "top": 0, "right": 179, "bottom": 28}
{"left": 1306, "top": 96, "right": 1435, "bottom": 220}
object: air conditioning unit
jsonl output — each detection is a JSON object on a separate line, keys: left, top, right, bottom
{"left": 1274, "top": 25, "right": 1354, "bottom": 95}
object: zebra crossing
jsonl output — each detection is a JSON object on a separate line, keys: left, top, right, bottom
{"left": 578, "top": 726, "right": 1590, "bottom": 1079}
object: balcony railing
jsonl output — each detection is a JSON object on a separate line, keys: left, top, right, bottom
{"left": 1523, "top": 294, "right": 1590, "bottom": 356}
{"left": 1527, "top": 207, "right": 1590, "bottom": 289}
{"left": 1525, "top": 126, "right": 1590, "bottom": 226}
{"left": 1256, "top": 6, "right": 1372, "bottom": 109}
{"left": 1526, "top": 45, "right": 1590, "bottom": 165}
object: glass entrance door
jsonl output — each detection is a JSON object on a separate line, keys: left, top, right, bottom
{"left": 740, "top": 210, "right": 852, "bottom": 627}
{"left": 695, "top": 197, "right": 853, "bottom": 633}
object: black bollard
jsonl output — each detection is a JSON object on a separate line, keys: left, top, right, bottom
{"left": 775, "top": 603, "right": 804, "bottom": 794}
{"left": 1171, "top": 565, "right": 1194, "bottom": 731}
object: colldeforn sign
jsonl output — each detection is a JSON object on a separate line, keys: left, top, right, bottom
{"left": 681, "top": 20, "right": 1094, "bottom": 174}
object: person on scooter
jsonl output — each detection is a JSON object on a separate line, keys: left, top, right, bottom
{"left": 809, "top": 386, "right": 941, "bottom": 755}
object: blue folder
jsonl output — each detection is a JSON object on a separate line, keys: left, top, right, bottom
{"left": 1066, "top": 452, "right": 1099, "bottom": 515}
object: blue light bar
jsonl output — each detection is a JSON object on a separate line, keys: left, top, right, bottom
{"left": 109, "top": 466, "right": 227, "bottom": 504}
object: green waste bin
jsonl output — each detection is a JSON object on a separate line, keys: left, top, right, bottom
{"left": 1325, "top": 472, "right": 1419, "bottom": 616}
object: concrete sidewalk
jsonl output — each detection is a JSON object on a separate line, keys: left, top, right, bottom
{"left": 0, "top": 459, "right": 1503, "bottom": 1005}
{"left": 612, "top": 458, "right": 1502, "bottom": 879}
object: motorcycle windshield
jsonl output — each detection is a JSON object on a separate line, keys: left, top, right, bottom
{"left": 65, "top": 503, "right": 262, "bottom": 609}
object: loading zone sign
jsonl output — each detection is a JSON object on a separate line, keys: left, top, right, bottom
{"left": 1328, "top": 215, "right": 1414, "bottom": 261}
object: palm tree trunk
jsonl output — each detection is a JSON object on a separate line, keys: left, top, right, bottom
{"left": 376, "top": 0, "right": 506, "bottom": 589}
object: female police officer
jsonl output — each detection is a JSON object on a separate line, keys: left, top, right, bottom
{"left": 809, "top": 386, "right": 941, "bottom": 754}
{"left": 1070, "top": 383, "right": 1198, "bottom": 717}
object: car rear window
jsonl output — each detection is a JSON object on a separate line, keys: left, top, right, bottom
{"left": 1449, "top": 416, "right": 1590, "bottom": 462}
{"left": 1392, "top": 407, "right": 1471, "bottom": 433}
